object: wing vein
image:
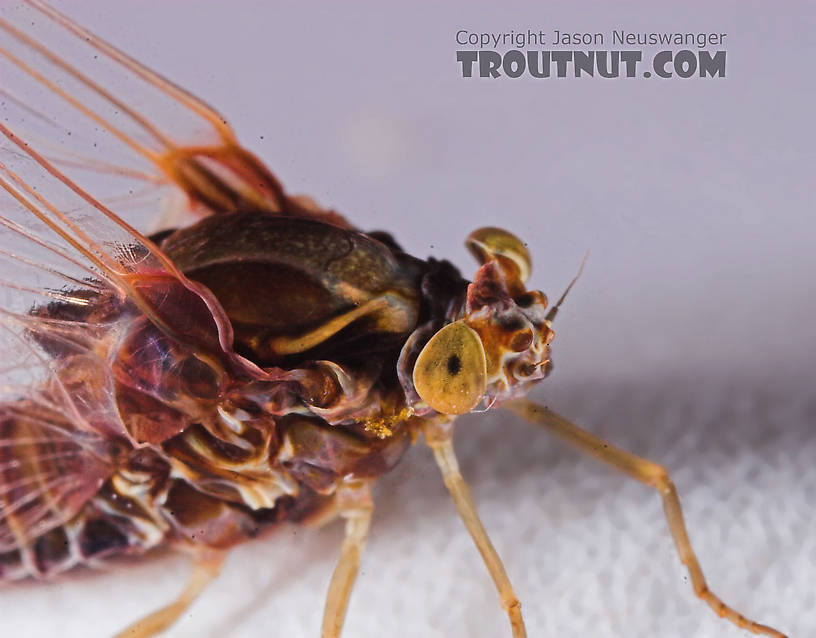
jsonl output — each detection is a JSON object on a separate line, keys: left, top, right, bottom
{"left": 26, "top": 0, "right": 237, "bottom": 142}
{"left": 0, "top": 26, "right": 157, "bottom": 163}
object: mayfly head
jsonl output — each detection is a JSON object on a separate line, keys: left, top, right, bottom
{"left": 409, "top": 227, "right": 568, "bottom": 416}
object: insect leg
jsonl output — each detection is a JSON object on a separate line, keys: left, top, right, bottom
{"left": 267, "top": 293, "right": 413, "bottom": 357}
{"left": 504, "top": 398, "right": 788, "bottom": 638}
{"left": 321, "top": 481, "right": 374, "bottom": 638}
{"left": 113, "top": 549, "right": 225, "bottom": 638}
{"left": 424, "top": 420, "right": 527, "bottom": 638}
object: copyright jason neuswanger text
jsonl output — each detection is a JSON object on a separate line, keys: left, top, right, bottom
{"left": 456, "top": 29, "right": 728, "bottom": 79}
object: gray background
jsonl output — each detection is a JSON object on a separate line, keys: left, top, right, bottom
{"left": 2, "top": 1, "right": 814, "bottom": 637}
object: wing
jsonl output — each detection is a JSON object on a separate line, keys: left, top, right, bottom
{"left": 0, "top": 0, "right": 352, "bottom": 230}
{"left": 0, "top": 0, "right": 286, "bottom": 227}
{"left": 0, "top": 150, "right": 225, "bottom": 553}
{"left": 0, "top": 1, "right": 331, "bottom": 549}
{"left": 0, "top": 0, "right": 366, "bottom": 552}
{"left": 0, "top": 0, "right": 359, "bottom": 392}
{"left": 0, "top": 400, "right": 114, "bottom": 553}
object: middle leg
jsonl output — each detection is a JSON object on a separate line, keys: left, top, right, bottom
{"left": 320, "top": 480, "right": 374, "bottom": 638}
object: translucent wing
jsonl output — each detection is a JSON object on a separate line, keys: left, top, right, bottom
{"left": 0, "top": 0, "right": 344, "bottom": 394}
{"left": 0, "top": 400, "right": 114, "bottom": 552}
{"left": 0, "top": 0, "right": 352, "bottom": 230}
{"left": 0, "top": 0, "right": 289, "bottom": 228}
{"left": 0, "top": 0, "right": 362, "bottom": 550}
{"left": 0, "top": 123, "right": 250, "bottom": 383}
{"left": 0, "top": 1, "right": 325, "bottom": 548}
{"left": 0, "top": 80, "right": 241, "bottom": 555}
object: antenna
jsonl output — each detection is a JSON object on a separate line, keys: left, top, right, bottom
{"left": 545, "top": 251, "right": 589, "bottom": 326}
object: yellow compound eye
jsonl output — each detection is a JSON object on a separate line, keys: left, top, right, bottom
{"left": 466, "top": 227, "right": 532, "bottom": 284}
{"left": 412, "top": 321, "right": 487, "bottom": 415}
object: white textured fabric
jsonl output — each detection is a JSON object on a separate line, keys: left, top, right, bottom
{"left": 1, "top": 1, "right": 814, "bottom": 637}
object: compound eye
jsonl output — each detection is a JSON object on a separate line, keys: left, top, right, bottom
{"left": 466, "top": 227, "right": 532, "bottom": 284}
{"left": 413, "top": 321, "right": 487, "bottom": 415}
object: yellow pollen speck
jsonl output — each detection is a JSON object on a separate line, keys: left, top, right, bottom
{"left": 360, "top": 406, "right": 414, "bottom": 439}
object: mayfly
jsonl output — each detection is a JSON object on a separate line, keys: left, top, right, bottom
{"left": 0, "top": 2, "right": 788, "bottom": 637}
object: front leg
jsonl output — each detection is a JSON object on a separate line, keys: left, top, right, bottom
{"left": 424, "top": 420, "right": 527, "bottom": 638}
{"left": 504, "top": 398, "right": 788, "bottom": 638}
